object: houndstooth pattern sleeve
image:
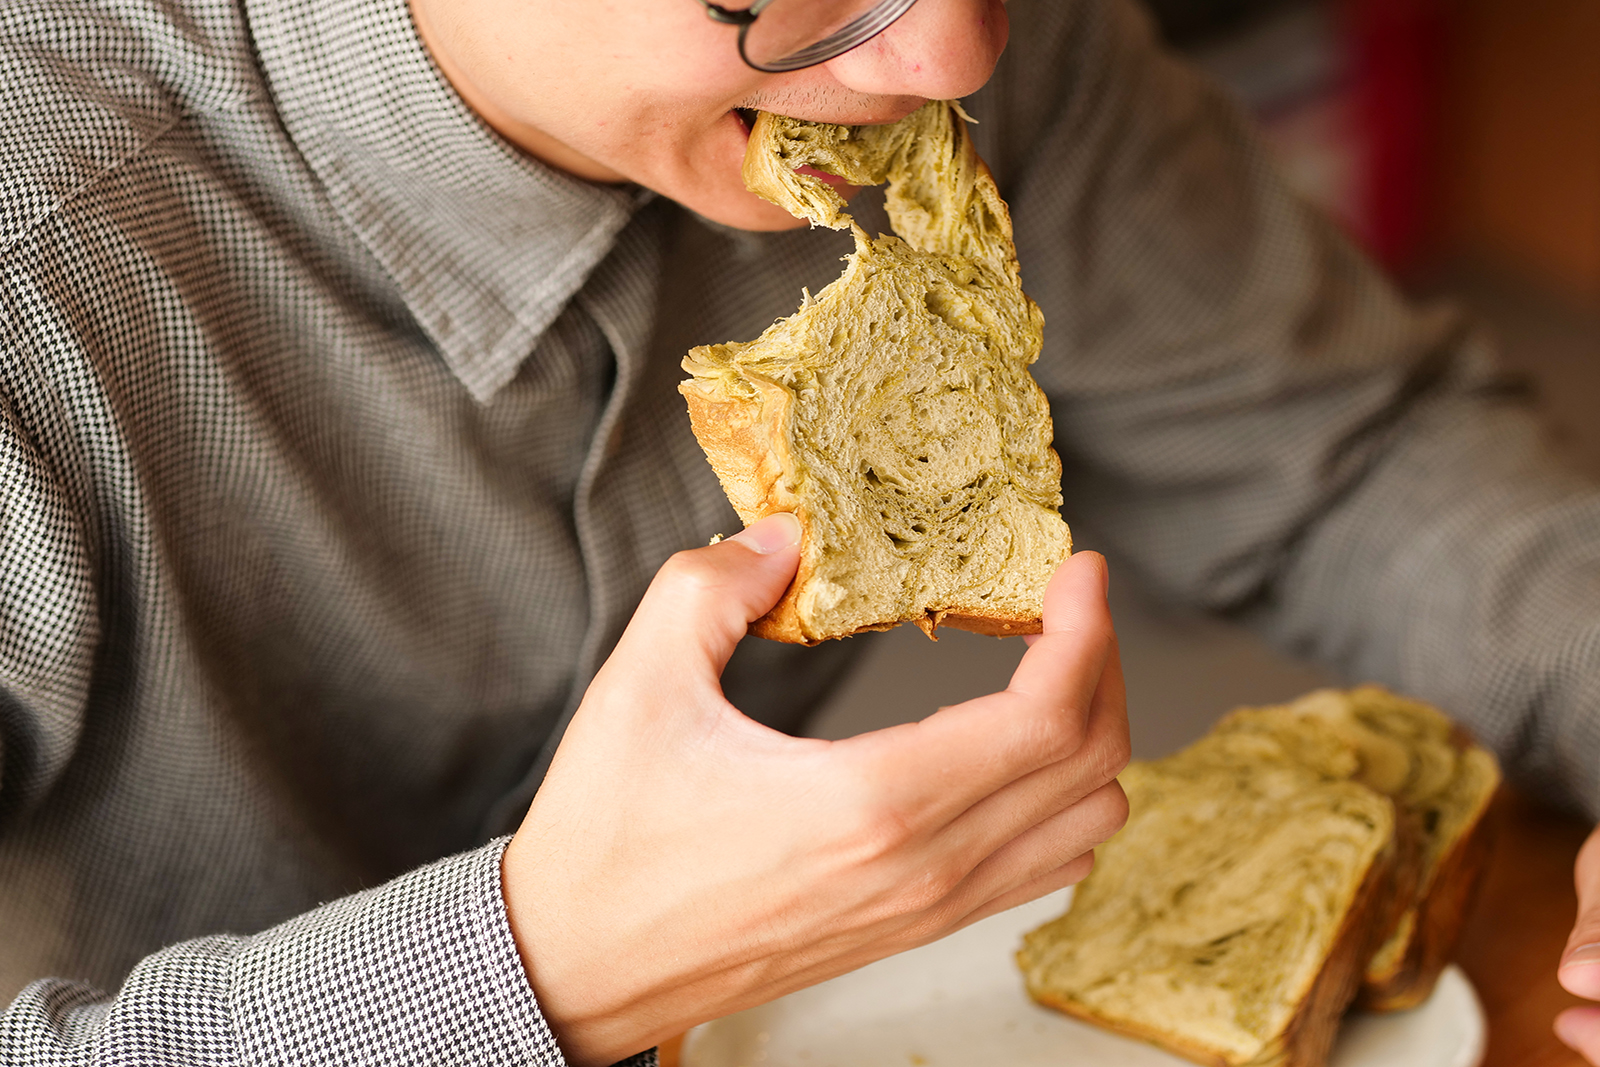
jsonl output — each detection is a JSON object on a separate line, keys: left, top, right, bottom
{"left": 0, "top": 392, "right": 99, "bottom": 819}
{"left": 0, "top": 838, "right": 658, "bottom": 1067}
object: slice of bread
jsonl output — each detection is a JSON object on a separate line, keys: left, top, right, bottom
{"left": 1017, "top": 723, "right": 1406, "bottom": 1067}
{"left": 1215, "top": 687, "right": 1501, "bottom": 1011}
{"left": 679, "top": 101, "right": 1071, "bottom": 644}
{"left": 1016, "top": 687, "right": 1499, "bottom": 1066}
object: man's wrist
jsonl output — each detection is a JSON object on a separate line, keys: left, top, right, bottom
{"left": 231, "top": 839, "right": 564, "bottom": 1065}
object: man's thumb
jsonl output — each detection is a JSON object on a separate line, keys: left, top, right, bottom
{"left": 1560, "top": 826, "right": 1600, "bottom": 1000}
{"left": 609, "top": 513, "right": 802, "bottom": 685}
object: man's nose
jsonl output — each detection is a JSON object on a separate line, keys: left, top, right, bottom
{"left": 821, "top": 0, "right": 1009, "bottom": 102}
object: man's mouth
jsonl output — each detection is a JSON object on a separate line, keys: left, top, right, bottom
{"left": 797, "top": 165, "right": 851, "bottom": 188}
{"left": 732, "top": 108, "right": 857, "bottom": 191}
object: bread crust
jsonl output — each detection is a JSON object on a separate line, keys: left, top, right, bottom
{"left": 916, "top": 611, "right": 1043, "bottom": 639}
{"left": 680, "top": 374, "right": 804, "bottom": 642}
{"left": 680, "top": 375, "right": 798, "bottom": 521}
{"left": 1356, "top": 754, "right": 1499, "bottom": 1011}
{"left": 1267, "top": 823, "right": 1412, "bottom": 1067}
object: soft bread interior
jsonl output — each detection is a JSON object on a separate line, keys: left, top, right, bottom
{"left": 1017, "top": 686, "right": 1500, "bottom": 1066}
{"left": 1017, "top": 728, "right": 1396, "bottom": 1067}
{"left": 1215, "top": 687, "right": 1500, "bottom": 1006}
{"left": 680, "top": 101, "right": 1069, "bottom": 643}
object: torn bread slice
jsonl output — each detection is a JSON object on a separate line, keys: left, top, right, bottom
{"left": 679, "top": 101, "right": 1070, "bottom": 644}
{"left": 1216, "top": 686, "right": 1501, "bottom": 1011}
{"left": 1016, "top": 726, "right": 1407, "bottom": 1067}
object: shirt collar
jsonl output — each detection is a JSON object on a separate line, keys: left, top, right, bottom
{"left": 247, "top": 0, "right": 642, "bottom": 401}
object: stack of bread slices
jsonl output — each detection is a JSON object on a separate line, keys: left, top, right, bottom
{"left": 1016, "top": 686, "right": 1500, "bottom": 1067}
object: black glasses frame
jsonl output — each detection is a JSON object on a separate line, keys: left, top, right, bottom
{"left": 694, "top": 0, "right": 919, "bottom": 73}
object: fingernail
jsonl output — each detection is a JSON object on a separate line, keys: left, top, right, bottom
{"left": 1565, "top": 943, "right": 1600, "bottom": 968}
{"left": 729, "top": 513, "right": 801, "bottom": 554}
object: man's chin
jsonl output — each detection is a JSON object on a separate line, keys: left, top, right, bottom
{"left": 721, "top": 207, "right": 815, "bottom": 233}
{"left": 656, "top": 107, "right": 863, "bottom": 232}
{"left": 679, "top": 182, "right": 863, "bottom": 233}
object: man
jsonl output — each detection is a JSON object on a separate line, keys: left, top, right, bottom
{"left": 0, "top": 1, "right": 1595, "bottom": 1065}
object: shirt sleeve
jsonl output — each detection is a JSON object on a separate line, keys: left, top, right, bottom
{"left": 0, "top": 359, "right": 656, "bottom": 1067}
{"left": 992, "top": 0, "right": 1600, "bottom": 816}
{"left": 0, "top": 836, "right": 658, "bottom": 1067}
{"left": 0, "top": 390, "right": 99, "bottom": 821}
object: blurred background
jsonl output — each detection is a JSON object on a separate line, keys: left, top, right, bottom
{"left": 804, "top": 0, "right": 1600, "bottom": 757}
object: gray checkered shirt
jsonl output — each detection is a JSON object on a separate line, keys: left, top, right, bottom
{"left": 1, "top": 0, "right": 1596, "bottom": 1061}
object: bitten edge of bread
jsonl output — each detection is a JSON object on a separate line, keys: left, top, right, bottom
{"left": 679, "top": 346, "right": 1052, "bottom": 644}
{"left": 684, "top": 101, "right": 1059, "bottom": 644}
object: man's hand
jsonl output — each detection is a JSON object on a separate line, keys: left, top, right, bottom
{"left": 500, "top": 514, "right": 1129, "bottom": 1066}
{"left": 1558, "top": 823, "right": 1600, "bottom": 1059}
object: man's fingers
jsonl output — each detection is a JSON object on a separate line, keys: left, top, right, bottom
{"left": 1009, "top": 551, "right": 1114, "bottom": 706}
{"left": 607, "top": 513, "right": 801, "bottom": 687}
{"left": 935, "top": 635, "right": 1128, "bottom": 870}
{"left": 1561, "top": 825, "right": 1600, "bottom": 1000}
{"left": 1556, "top": 1006, "right": 1600, "bottom": 1062}
{"left": 955, "top": 777, "right": 1128, "bottom": 909}
{"left": 836, "top": 551, "right": 1121, "bottom": 832}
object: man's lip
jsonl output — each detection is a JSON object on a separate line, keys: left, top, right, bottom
{"left": 730, "top": 99, "right": 927, "bottom": 133}
{"left": 728, "top": 113, "right": 853, "bottom": 189}
{"left": 818, "top": 101, "right": 925, "bottom": 126}
{"left": 796, "top": 165, "right": 853, "bottom": 189}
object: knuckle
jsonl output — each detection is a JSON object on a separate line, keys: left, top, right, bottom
{"left": 896, "top": 863, "right": 964, "bottom": 917}
{"left": 871, "top": 805, "right": 924, "bottom": 857}
{"left": 1092, "top": 730, "right": 1132, "bottom": 785}
{"left": 1027, "top": 704, "right": 1088, "bottom": 761}
{"left": 1568, "top": 906, "right": 1600, "bottom": 942}
{"left": 1039, "top": 785, "right": 1126, "bottom": 874}
{"left": 846, "top": 858, "right": 964, "bottom": 940}
{"left": 656, "top": 549, "right": 722, "bottom": 597}
{"left": 1060, "top": 850, "right": 1096, "bottom": 886}
{"left": 898, "top": 898, "right": 964, "bottom": 945}
{"left": 843, "top": 789, "right": 918, "bottom": 861}
{"left": 1084, "top": 780, "right": 1130, "bottom": 843}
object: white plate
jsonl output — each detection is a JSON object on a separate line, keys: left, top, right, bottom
{"left": 683, "top": 890, "right": 1485, "bottom": 1067}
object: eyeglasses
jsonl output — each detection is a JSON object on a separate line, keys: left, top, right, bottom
{"left": 694, "top": 0, "right": 920, "bottom": 73}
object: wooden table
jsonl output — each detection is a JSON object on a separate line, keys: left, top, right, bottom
{"left": 1457, "top": 789, "right": 1593, "bottom": 1067}
{"left": 662, "top": 787, "right": 1593, "bottom": 1067}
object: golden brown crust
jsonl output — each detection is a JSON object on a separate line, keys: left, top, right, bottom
{"left": 746, "top": 537, "right": 819, "bottom": 644}
{"left": 1355, "top": 720, "right": 1501, "bottom": 1011}
{"left": 757, "top": 605, "right": 1042, "bottom": 646}
{"left": 1268, "top": 826, "right": 1408, "bottom": 1067}
{"left": 1023, "top": 991, "right": 1232, "bottom": 1067}
{"left": 923, "top": 610, "right": 1043, "bottom": 639}
{"left": 678, "top": 376, "right": 798, "bottom": 522}
{"left": 1357, "top": 780, "right": 1499, "bottom": 1011}
{"left": 680, "top": 375, "right": 823, "bottom": 644}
